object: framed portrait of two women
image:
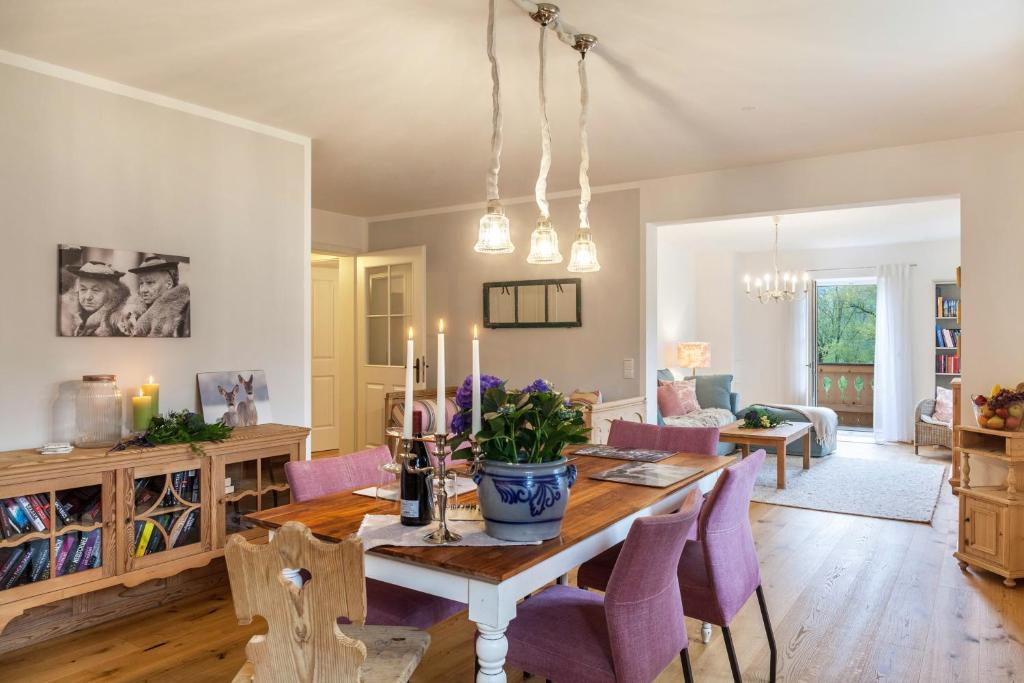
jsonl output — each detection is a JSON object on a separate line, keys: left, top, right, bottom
{"left": 58, "top": 244, "right": 191, "bottom": 337}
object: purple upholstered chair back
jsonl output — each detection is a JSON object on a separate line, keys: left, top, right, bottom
{"left": 285, "top": 445, "right": 392, "bottom": 503}
{"left": 603, "top": 489, "right": 701, "bottom": 683}
{"left": 607, "top": 420, "right": 720, "bottom": 456}
{"left": 697, "top": 449, "right": 765, "bottom": 624}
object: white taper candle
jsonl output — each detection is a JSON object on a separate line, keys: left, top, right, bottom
{"left": 403, "top": 327, "right": 414, "bottom": 438}
{"left": 436, "top": 319, "right": 446, "bottom": 435}
{"left": 472, "top": 325, "right": 482, "bottom": 435}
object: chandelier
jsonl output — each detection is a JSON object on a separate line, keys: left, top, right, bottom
{"left": 743, "top": 216, "right": 808, "bottom": 303}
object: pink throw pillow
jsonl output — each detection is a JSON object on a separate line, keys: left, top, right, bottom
{"left": 657, "top": 384, "right": 686, "bottom": 417}
{"left": 658, "top": 378, "right": 701, "bottom": 415}
{"left": 932, "top": 386, "right": 953, "bottom": 424}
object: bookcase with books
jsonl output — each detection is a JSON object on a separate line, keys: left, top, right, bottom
{"left": 935, "top": 278, "right": 961, "bottom": 390}
{"left": 0, "top": 424, "right": 307, "bottom": 641}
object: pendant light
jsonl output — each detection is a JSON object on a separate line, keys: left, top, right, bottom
{"left": 474, "top": 0, "right": 514, "bottom": 253}
{"left": 567, "top": 33, "right": 600, "bottom": 273}
{"left": 526, "top": 4, "right": 563, "bottom": 265}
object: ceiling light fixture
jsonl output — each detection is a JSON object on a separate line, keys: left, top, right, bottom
{"left": 526, "top": 3, "right": 563, "bottom": 265}
{"left": 474, "top": 0, "right": 514, "bottom": 254}
{"left": 743, "top": 215, "right": 808, "bottom": 303}
{"left": 567, "top": 33, "right": 600, "bottom": 273}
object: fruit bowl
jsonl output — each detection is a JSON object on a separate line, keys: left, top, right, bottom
{"left": 973, "top": 384, "right": 1024, "bottom": 431}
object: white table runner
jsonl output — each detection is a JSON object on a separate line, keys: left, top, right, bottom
{"left": 357, "top": 514, "right": 541, "bottom": 549}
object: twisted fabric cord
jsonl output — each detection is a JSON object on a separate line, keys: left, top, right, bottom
{"left": 577, "top": 56, "right": 591, "bottom": 229}
{"left": 534, "top": 24, "right": 552, "bottom": 219}
{"left": 485, "top": 0, "right": 503, "bottom": 202}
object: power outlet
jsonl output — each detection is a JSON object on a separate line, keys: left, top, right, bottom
{"left": 623, "top": 358, "right": 635, "bottom": 379}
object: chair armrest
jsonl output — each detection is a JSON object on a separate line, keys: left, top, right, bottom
{"left": 915, "top": 398, "right": 935, "bottom": 422}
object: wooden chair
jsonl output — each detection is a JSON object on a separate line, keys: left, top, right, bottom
{"left": 225, "top": 521, "right": 430, "bottom": 682}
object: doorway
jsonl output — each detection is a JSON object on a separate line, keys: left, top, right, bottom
{"left": 311, "top": 254, "right": 355, "bottom": 454}
{"left": 811, "top": 277, "right": 877, "bottom": 430}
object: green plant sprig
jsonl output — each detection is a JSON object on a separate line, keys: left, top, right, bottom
{"left": 109, "top": 410, "right": 233, "bottom": 456}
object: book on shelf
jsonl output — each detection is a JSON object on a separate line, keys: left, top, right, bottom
{"left": 1, "top": 546, "right": 33, "bottom": 589}
{"left": 936, "top": 296, "right": 960, "bottom": 318}
{"left": 76, "top": 530, "right": 101, "bottom": 572}
{"left": 936, "top": 354, "right": 961, "bottom": 374}
{"left": 28, "top": 539, "right": 50, "bottom": 582}
{"left": 57, "top": 534, "right": 79, "bottom": 576}
{"left": 0, "top": 546, "right": 26, "bottom": 588}
{"left": 14, "top": 496, "right": 48, "bottom": 532}
{"left": 4, "top": 500, "right": 30, "bottom": 534}
{"left": 135, "top": 521, "right": 155, "bottom": 557}
{"left": 935, "top": 326, "right": 961, "bottom": 349}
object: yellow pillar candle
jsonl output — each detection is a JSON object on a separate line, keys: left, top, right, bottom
{"left": 141, "top": 376, "right": 160, "bottom": 417}
{"left": 132, "top": 390, "right": 153, "bottom": 432}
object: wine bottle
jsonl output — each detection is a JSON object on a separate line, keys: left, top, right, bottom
{"left": 400, "top": 412, "right": 433, "bottom": 527}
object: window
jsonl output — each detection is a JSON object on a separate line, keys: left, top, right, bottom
{"left": 365, "top": 263, "right": 411, "bottom": 366}
{"left": 816, "top": 283, "right": 876, "bottom": 364}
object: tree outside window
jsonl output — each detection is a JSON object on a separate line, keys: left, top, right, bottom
{"left": 816, "top": 284, "right": 876, "bottom": 364}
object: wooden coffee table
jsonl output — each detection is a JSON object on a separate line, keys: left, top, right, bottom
{"left": 718, "top": 420, "right": 813, "bottom": 489}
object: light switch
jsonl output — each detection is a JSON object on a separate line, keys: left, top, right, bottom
{"left": 623, "top": 358, "right": 635, "bottom": 379}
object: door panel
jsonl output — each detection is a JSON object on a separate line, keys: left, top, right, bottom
{"left": 311, "top": 262, "right": 342, "bottom": 452}
{"left": 356, "top": 247, "right": 427, "bottom": 448}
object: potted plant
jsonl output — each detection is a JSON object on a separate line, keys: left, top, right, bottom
{"left": 451, "top": 376, "right": 590, "bottom": 541}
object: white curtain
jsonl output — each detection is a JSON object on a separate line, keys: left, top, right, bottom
{"left": 786, "top": 291, "right": 811, "bottom": 404}
{"left": 874, "top": 264, "right": 914, "bottom": 443}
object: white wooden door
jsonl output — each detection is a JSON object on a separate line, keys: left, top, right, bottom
{"left": 356, "top": 246, "right": 427, "bottom": 448}
{"left": 311, "top": 261, "right": 342, "bottom": 452}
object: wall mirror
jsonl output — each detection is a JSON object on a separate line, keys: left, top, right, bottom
{"left": 483, "top": 278, "right": 582, "bottom": 328}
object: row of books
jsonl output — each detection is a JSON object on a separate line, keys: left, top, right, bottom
{"left": 936, "top": 296, "right": 960, "bottom": 318}
{"left": 935, "top": 327, "right": 961, "bottom": 349}
{"left": 937, "top": 354, "right": 961, "bottom": 374}
{"left": 0, "top": 529, "right": 101, "bottom": 591}
{"left": 134, "top": 470, "right": 200, "bottom": 512}
{"left": 1, "top": 491, "right": 101, "bottom": 539}
{"left": 132, "top": 509, "right": 199, "bottom": 556}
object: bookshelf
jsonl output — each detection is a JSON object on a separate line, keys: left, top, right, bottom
{"left": 0, "top": 424, "right": 307, "bottom": 641}
{"left": 935, "top": 277, "right": 961, "bottom": 390}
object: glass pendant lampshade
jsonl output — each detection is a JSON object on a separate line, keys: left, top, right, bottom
{"left": 475, "top": 202, "right": 514, "bottom": 253}
{"left": 526, "top": 218, "right": 563, "bottom": 264}
{"left": 567, "top": 228, "right": 600, "bottom": 272}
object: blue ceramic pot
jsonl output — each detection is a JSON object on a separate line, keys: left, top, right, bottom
{"left": 473, "top": 456, "right": 578, "bottom": 542}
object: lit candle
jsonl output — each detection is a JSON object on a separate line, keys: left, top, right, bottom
{"left": 802, "top": 272, "right": 809, "bottom": 292}
{"left": 743, "top": 274, "right": 751, "bottom": 293}
{"left": 132, "top": 389, "right": 153, "bottom": 432}
{"left": 472, "top": 325, "right": 482, "bottom": 435}
{"left": 403, "top": 327, "right": 414, "bottom": 438}
{"left": 436, "top": 319, "right": 446, "bottom": 435}
{"left": 141, "top": 376, "right": 160, "bottom": 417}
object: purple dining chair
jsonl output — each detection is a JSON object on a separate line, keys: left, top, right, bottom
{"left": 577, "top": 421, "right": 720, "bottom": 590}
{"left": 506, "top": 489, "right": 703, "bottom": 683}
{"left": 676, "top": 448, "right": 776, "bottom": 683}
{"left": 284, "top": 446, "right": 465, "bottom": 629}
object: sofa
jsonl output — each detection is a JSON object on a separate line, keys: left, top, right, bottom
{"left": 656, "top": 370, "right": 739, "bottom": 456}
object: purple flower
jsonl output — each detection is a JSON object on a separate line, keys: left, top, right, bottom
{"left": 453, "top": 373, "right": 505, "bottom": 434}
{"left": 451, "top": 412, "right": 467, "bottom": 434}
{"left": 522, "top": 378, "right": 552, "bottom": 394}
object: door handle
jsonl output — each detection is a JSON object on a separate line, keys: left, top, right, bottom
{"left": 413, "top": 357, "right": 421, "bottom": 383}
{"left": 413, "top": 356, "right": 429, "bottom": 384}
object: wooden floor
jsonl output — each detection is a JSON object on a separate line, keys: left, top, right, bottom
{"left": 2, "top": 440, "right": 1022, "bottom": 682}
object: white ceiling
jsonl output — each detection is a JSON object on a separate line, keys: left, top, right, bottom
{"left": 1, "top": 1, "right": 1022, "bottom": 217}
{"left": 661, "top": 198, "right": 961, "bottom": 252}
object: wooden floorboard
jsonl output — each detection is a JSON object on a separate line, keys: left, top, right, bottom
{"left": 2, "top": 441, "right": 1023, "bottom": 682}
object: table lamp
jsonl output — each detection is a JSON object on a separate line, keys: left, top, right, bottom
{"left": 677, "top": 342, "right": 710, "bottom": 378}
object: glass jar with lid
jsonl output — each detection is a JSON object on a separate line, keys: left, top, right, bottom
{"left": 74, "top": 375, "right": 123, "bottom": 448}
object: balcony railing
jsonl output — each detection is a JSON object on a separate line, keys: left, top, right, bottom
{"left": 816, "top": 363, "right": 874, "bottom": 428}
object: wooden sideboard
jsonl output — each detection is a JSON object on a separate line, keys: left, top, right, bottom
{"left": 955, "top": 425, "right": 1024, "bottom": 587}
{"left": 0, "top": 424, "right": 308, "bottom": 639}
{"left": 583, "top": 396, "right": 647, "bottom": 444}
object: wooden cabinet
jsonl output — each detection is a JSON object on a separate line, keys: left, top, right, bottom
{"left": 955, "top": 425, "right": 1024, "bottom": 587}
{"left": 0, "top": 424, "right": 307, "bottom": 636}
{"left": 583, "top": 396, "right": 647, "bottom": 445}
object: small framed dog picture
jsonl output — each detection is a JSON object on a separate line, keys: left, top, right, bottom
{"left": 197, "top": 370, "right": 273, "bottom": 427}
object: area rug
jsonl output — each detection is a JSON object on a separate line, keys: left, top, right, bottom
{"left": 750, "top": 455, "right": 946, "bottom": 523}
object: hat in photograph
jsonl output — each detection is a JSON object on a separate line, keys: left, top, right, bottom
{"left": 128, "top": 255, "right": 180, "bottom": 275}
{"left": 65, "top": 261, "right": 125, "bottom": 280}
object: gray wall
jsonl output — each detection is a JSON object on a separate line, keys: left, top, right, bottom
{"left": 369, "top": 189, "right": 643, "bottom": 400}
{"left": 0, "top": 63, "right": 308, "bottom": 449}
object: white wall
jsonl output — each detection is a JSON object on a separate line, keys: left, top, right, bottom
{"left": 0, "top": 60, "right": 310, "bottom": 450}
{"left": 313, "top": 208, "right": 368, "bottom": 254}
{"left": 641, "top": 131, "right": 1024, "bottom": 423}
{"left": 368, "top": 190, "right": 644, "bottom": 400}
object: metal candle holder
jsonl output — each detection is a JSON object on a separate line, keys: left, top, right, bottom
{"left": 401, "top": 433, "right": 462, "bottom": 544}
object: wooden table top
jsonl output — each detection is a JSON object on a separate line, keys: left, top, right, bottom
{"left": 244, "top": 450, "right": 735, "bottom": 585}
{"left": 718, "top": 420, "right": 811, "bottom": 441}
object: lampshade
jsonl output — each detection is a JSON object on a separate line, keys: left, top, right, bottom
{"left": 677, "top": 342, "right": 710, "bottom": 370}
{"left": 526, "top": 218, "right": 563, "bottom": 264}
{"left": 567, "top": 229, "right": 600, "bottom": 272}
{"left": 475, "top": 204, "right": 514, "bottom": 254}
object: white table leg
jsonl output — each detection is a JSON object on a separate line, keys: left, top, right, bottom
{"left": 476, "top": 621, "right": 511, "bottom": 683}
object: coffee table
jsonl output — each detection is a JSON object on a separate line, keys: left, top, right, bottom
{"left": 718, "top": 420, "right": 813, "bottom": 489}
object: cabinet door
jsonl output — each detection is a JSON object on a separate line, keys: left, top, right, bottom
{"left": 0, "top": 472, "right": 113, "bottom": 604}
{"left": 123, "top": 459, "right": 208, "bottom": 572}
{"left": 962, "top": 496, "right": 1006, "bottom": 564}
{"left": 217, "top": 449, "right": 295, "bottom": 547}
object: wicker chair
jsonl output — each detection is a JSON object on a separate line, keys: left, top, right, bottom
{"left": 914, "top": 398, "right": 952, "bottom": 454}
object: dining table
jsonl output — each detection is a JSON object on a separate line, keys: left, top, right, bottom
{"left": 244, "top": 448, "right": 736, "bottom": 683}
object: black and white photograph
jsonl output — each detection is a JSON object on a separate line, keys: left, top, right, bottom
{"left": 590, "top": 462, "right": 704, "bottom": 488}
{"left": 58, "top": 244, "right": 190, "bottom": 337}
{"left": 197, "top": 370, "right": 273, "bottom": 427}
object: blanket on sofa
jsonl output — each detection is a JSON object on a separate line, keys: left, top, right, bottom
{"left": 663, "top": 407, "right": 737, "bottom": 429}
{"left": 756, "top": 403, "right": 838, "bottom": 453}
